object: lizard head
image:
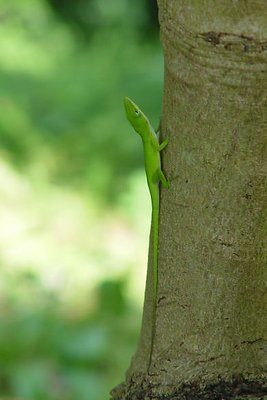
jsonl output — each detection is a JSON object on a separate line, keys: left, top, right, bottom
{"left": 124, "top": 97, "right": 150, "bottom": 137}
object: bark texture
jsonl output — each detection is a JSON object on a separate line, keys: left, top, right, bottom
{"left": 112, "top": 1, "right": 267, "bottom": 399}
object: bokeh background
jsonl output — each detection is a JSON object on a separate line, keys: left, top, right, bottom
{"left": 0, "top": 1, "right": 163, "bottom": 399}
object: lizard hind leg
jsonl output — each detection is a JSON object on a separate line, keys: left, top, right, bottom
{"left": 158, "top": 169, "right": 170, "bottom": 188}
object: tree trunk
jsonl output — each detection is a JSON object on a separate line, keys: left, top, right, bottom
{"left": 111, "top": 1, "right": 267, "bottom": 399}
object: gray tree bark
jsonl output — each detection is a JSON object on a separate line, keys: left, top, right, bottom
{"left": 112, "top": 1, "right": 267, "bottom": 399}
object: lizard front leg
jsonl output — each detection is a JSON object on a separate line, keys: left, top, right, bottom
{"left": 151, "top": 136, "right": 169, "bottom": 152}
{"left": 158, "top": 138, "right": 169, "bottom": 151}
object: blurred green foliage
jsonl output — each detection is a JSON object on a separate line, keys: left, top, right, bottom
{"left": 0, "top": 0, "right": 163, "bottom": 399}
{"left": 46, "top": 0, "right": 159, "bottom": 39}
{"left": 0, "top": 272, "right": 139, "bottom": 400}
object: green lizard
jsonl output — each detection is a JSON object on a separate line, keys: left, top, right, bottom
{"left": 124, "top": 97, "right": 169, "bottom": 367}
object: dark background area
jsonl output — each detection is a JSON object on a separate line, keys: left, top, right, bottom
{"left": 0, "top": 1, "right": 163, "bottom": 399}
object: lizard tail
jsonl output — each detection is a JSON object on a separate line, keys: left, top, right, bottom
{"left": 149, "top": 193, "right": 159, "bottom": 368}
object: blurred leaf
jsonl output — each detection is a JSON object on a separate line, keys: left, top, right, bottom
{"left": 46, "top": 0, "right": 159, "bottom": 38}
{"left": 98, "top": 279, "right": 127, "bottom": 316}
{"left": 58, "top": 325, "right": 108, "bottom": 363}
{"left": 64, "top": 369, "right": 103, "bottom": 400}
{"left": 9, "top": 361, "right": 52, "bottom": 399}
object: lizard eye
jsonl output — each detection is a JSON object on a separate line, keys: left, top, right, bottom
{"left": 134, "top": 109, "right": 140, "bottom": 116}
